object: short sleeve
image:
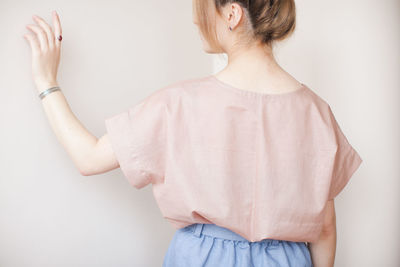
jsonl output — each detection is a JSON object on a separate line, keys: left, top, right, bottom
{"left": 104, "top": 89, "right": 167, "bottom": 189}
{"left": 327, "top": 105, "right": 363, "bottom": 200}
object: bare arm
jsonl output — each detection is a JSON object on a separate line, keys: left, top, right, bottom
{"left": 24, "top": 11, "right": 119, "bottom": 176}
{"left": 309, "top": 199, "right": 337, "bottom": 267}
{"left": 40, "top": 90, "right": 119, "bottom": 175}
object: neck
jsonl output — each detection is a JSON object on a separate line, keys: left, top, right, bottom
{"left": 226, "top": 42, "right": 280, "bottom": 76}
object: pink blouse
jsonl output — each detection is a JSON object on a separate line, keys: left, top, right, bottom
{"left": 104, "top": 75, "right": 363, "bottom": 243}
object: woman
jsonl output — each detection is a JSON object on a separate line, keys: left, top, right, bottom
{"left": 23, "top": 1, "right": 362, "bottom": 266}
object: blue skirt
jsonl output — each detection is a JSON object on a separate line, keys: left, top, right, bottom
{"left": 162, "top": 223, "right": 313, "bottom": 267}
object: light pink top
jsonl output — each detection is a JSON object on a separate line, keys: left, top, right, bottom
{"left": 105, "top": 75, "right": 363, "bottom": 243}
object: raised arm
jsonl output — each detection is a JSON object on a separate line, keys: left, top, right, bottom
{"left": 23, "top": 11, "right": 119, "bottom": 176}
{"left": 39, "top": 90, "right": 119, "bottom": 176}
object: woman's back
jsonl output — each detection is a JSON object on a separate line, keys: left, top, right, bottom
{"left": 104, "top": 74, "right": 363, "bottom": 243}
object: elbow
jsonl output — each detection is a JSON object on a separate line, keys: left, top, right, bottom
{"left": 319, "top": 199, "right": 337, "bottom": 237}
{"left": 320, "top": 222, "right": 336, "bottom": 238}
{"left": 76, "top": 154, "right": 96, "bottom": 176}
{"left": 319, "top": 213, "right": 337, "bottom": 239}
{"left": 78, "top": 163, "right": 93, "bottom": 176}
{"left": 79, "top": 167, "right": 90, "bottom": 176}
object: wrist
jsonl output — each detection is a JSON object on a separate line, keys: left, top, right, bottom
{"left": 36, "top": 81, "right": 59, "bottom": 94}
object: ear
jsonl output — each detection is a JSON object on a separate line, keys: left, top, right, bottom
{"left": 224, "top": 2, "right": 244, "bottom": 30}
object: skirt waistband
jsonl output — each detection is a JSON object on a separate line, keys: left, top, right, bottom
{"left": 184, "top": 223, "right": 280, "bottom": 246}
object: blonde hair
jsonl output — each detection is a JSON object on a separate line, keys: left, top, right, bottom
{"left": 194, "top": 0, "right": 296, "bottom": 49}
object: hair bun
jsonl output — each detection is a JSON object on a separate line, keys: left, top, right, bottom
{"left": 248, "top": 0, "right": 296, "bottom": 45}
{"left": 193, "top": 0, "right": 297, "bottom": 50}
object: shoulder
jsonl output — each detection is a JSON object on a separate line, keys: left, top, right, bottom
{"left": 301, "top": 84, "right": 338, "bottom": 121}
{"left": 300, "top": 85, "right": 344, "bottom": 143}
{"left": 145, "top": 75, "right": 210, "bottom": 104}
{"left": 302, "top": 84, "right": 330, "bottom": 109}
{"left": 162, "top": 75, "right": 210, "bottom": 94}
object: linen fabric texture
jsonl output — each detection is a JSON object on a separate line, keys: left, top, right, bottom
{"left": 104, "top": 75, "right": 363, "bottom": 243}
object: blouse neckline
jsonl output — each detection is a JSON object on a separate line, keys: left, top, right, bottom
{"left": 208, "top": 74, "right": 308, "bottom": 99}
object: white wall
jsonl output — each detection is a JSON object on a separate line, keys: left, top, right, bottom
{"left": 1, "top": 0, "right": 399, "bottom": 266}
{"left": 1, "top": 0, "right": 210, "bottom": 266}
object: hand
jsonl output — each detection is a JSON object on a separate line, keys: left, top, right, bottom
{"left": 23, "top": 11, "right": 62, "bottom": 94}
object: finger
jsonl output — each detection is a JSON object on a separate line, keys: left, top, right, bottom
{"left": 26, "top": 24, "right": 48, "bottom": 51}
{"left": 23, "top": 34, "right": 40, "bottom": 56}
{"left": 32, "top": 14, "right": 55, "bottom": 49}
{"left": 52, "top": 11, "right": 62, "bottom": 48}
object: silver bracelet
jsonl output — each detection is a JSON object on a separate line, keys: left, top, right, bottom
{"left": 38, "top": 86, "right": 61, "bottom": 100}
